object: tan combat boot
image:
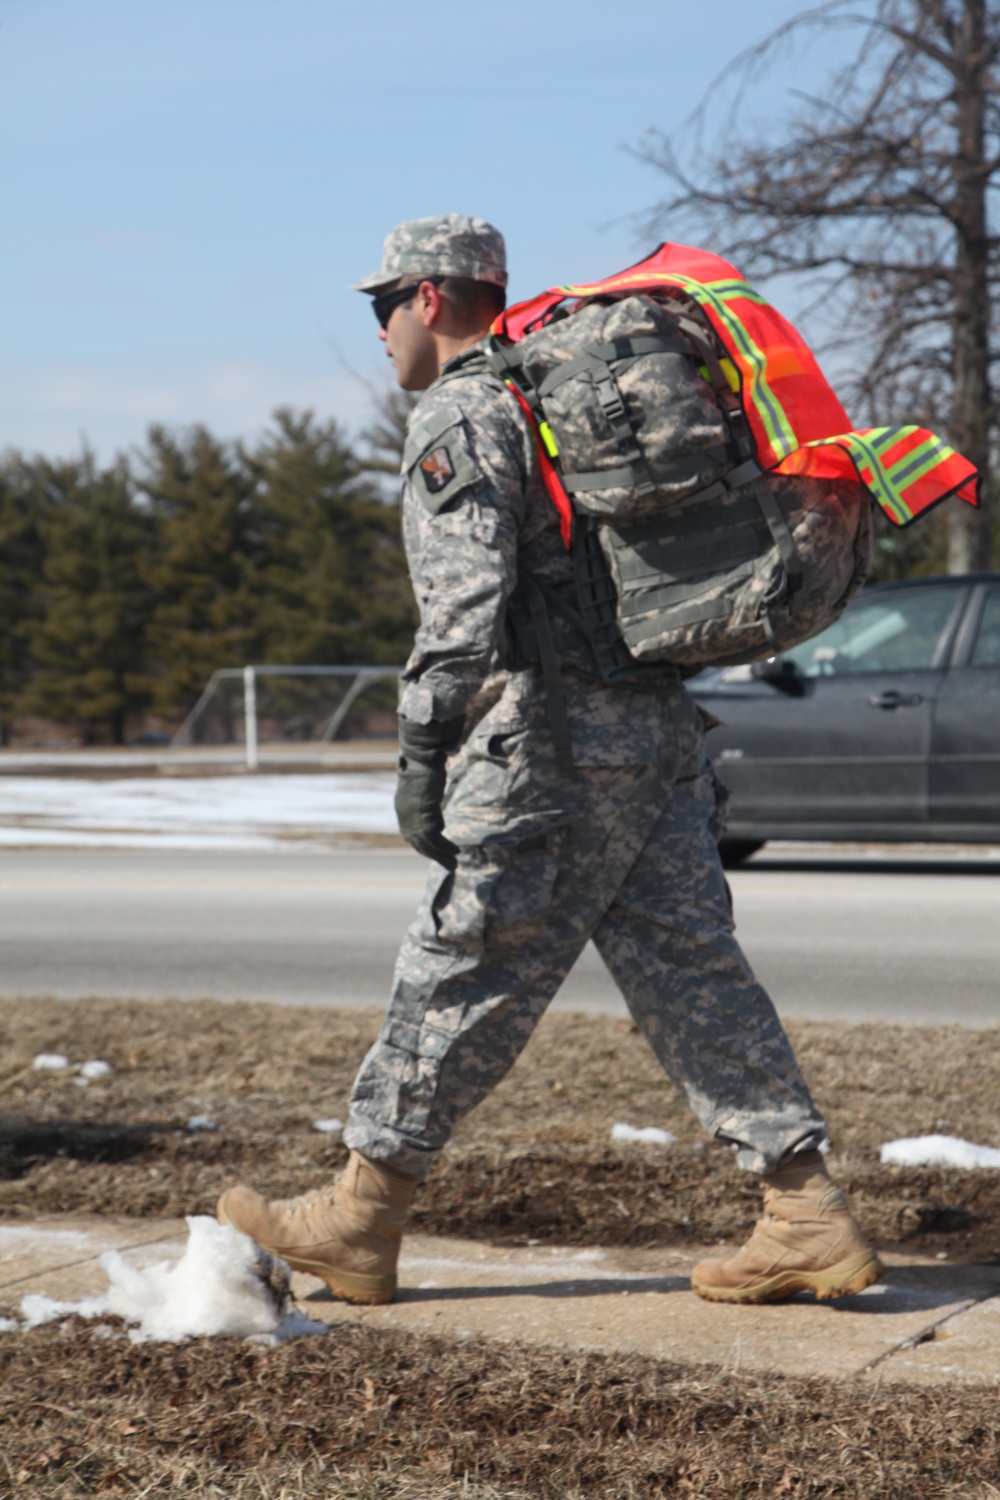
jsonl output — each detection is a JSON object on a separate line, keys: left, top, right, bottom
{"left": 217, "top": 1150, "right": 416, "bottom": 1305}
{"left": 691, "top": 1149, "right": 883, "bottom": 1304}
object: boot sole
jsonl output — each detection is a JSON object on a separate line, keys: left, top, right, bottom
{"left": 691, "top": 1248, "right": 884, "bottom": 1305}
{"left": 275, "top": 1254, "right": 397, "bottom": 1306}
{"left": 217, "top": 1192, "right": 396, "bottom": 1305}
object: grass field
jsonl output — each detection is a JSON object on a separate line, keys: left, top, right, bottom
{"left": 3, "top": 998, "right": 1000, "bottom": 1497}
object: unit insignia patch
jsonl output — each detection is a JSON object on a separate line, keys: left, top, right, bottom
{"left": 419, "top": 446, "right": 455, "bottom": 493}
{"left": 404, "top": 405, "right": 478, "bottom": 513}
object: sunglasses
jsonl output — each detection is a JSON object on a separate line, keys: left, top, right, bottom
{"left": 372, "top": 276, "right": 445, "bottom": 329}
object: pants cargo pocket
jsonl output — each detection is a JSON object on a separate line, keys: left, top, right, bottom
{"left": 482, "top": 830, "right": 564, "bottom": 947}
{"left": 420, "top": 828, "right": 566, "bottom": 956}
{"left": 351, "top": 1012, "right": 458, "bottom": 1143}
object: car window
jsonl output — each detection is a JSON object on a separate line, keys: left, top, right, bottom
{"left": 781, "top": 586, "right": 965, "bottom": 677}
{"left": 970, "top": 587, "right": 1000, "bottom": 667}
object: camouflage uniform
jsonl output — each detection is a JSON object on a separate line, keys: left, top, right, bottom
{"left": 344, "top": 338, "right": 827, "bottom": 1179}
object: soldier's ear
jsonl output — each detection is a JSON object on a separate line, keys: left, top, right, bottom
{"left": 416, "top": 280, "right": 446, "bottom": 328}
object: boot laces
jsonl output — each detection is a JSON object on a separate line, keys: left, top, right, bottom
{"left": 274, "top": 1185, "right": 337, "bottom": 1217}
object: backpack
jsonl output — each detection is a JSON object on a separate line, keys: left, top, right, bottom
{"left": 486, "top": 244, "right": 979, "bottom": 690}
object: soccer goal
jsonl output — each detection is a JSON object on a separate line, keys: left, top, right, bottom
{"left": 169, "top": 665, "right": 403, "bottom": 769}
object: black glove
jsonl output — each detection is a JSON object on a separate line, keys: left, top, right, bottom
{"left": 394, "top": 716, "right": 465, "bottom": 870}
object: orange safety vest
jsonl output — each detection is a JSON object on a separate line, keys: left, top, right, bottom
{"left": 492, "top": 242, "right": 981, "bottom": 531}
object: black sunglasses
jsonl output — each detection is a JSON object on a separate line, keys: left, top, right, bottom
{"left": 372, "top": 276, "right": 445, "bottom": 330}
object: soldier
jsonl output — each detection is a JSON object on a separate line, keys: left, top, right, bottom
{"left": 218, "top": 214, "right": 882, "bottom": 1307}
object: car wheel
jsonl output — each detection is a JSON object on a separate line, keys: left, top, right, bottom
{"left": 718, "top": 838, "right": 766, "bottom": 868}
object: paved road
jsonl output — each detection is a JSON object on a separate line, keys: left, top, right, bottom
{"left": 2, "top": 846, "right": 998, "bottom": 1024}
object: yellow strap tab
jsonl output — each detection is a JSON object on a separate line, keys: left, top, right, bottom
{"left": 538, "top": 420, "right": 560, "bottom": 458}
{"left": 697, "top": 357, "right": 740, "bottom": 393}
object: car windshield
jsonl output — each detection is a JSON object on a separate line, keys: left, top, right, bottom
{"left": 780, "top": 586, "right": 965, "bottom": 676}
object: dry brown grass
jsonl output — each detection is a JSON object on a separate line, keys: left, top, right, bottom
{"left": 2, "top": 1320, "right": 1000, "bottom": 1499}
{"left": 2, "top": 998, "right": 999, "bottom": 1262}
{"left": 4, "top": 999, "right": 1000, "bottom": 1497}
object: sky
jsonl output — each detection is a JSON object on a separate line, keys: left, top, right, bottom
{"left": 1, "top": 0, "right": 854, "bottom": 462}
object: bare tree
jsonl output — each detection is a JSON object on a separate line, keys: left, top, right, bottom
{"left": 324, "top": 334, "right": 416, "bottom": 496}
{"left": 358, "top": 385, "right": 416, "bottom": 483}
{"left": 639, "top": 0, "right": 999, "bottom": 572}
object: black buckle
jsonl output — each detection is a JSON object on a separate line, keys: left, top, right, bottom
{"left": 594, "top": 372, "right": 626, "bottom": 423}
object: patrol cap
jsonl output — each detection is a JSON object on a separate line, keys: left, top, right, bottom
{"left": 352, "top": 214, "right": 507, "bottom": 295}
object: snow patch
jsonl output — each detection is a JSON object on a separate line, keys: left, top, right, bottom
{"left": 247, "top": 1308, "right": 332, "bottom": 1348}
{"left": 80, "top": 1060, "right": 113, "bottom": 1080}
{"left": 186, "top": 1115, "right": 217, "bottom": 1132}
{"left": 14, "top": 1217, "right": 326, "bottom": 1344}
{"left": 20, "top": 1292, "right": 109, "bottom": 1329}
{"left": 880, "top": 1134, "right": 1000, "bottom": 1169}
{"left": 0, "top": 772, "right": 397, "bottom": 850}
{"left": 312, "top": 1117, "right": 343, "bottom": 1134}
{"left": 32, "top": 1054, "right": 70, "bottom": 1071}
{"left": 611, "top": 1123, "right": 677, "bottom": 1146}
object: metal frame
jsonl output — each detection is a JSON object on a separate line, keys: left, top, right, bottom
{"left": 169, "top": 665, "right": 403, "bottom": 770}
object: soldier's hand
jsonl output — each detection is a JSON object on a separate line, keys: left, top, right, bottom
{"left": 394, "top": 759, "right": 458, "bottom": 870}
{"left": 394, "top": 715, "right": 465, "bottom": 871}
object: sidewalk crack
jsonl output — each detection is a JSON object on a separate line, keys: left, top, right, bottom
{"left": 861, "top": 1287, "right": 1000, "bottom": 1376}
{"left": 0, "top": 1230, "right": 184, "bottom": 1295}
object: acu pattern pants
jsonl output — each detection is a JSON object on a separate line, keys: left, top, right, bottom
{"left": 345, "top": 680, "right": 826, "bottom": 1178}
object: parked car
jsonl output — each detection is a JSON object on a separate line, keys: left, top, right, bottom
{"left": 688, "top": 573, "right": 1000, "bottom": 864}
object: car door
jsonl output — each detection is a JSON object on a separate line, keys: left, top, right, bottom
{"left": 706, "top": 582, "right": 968, "bottom": 828}
{"left": 930, "top": 580, "right": 1000, "bottom": 834}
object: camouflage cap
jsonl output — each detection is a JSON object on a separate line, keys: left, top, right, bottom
{"left": 352, "top": 214, "right": 507, "bottom": 295}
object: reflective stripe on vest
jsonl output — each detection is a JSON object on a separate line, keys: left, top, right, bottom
{"left": 493, "top": 242, "right": 981, "bottom": 528}
{"left": 777, "top": 427, "right": 978, "bottom": 527}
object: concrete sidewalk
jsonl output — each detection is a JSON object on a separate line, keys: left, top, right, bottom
{"left": 3, "top": 1216, "right": 999, "bottom": 1384}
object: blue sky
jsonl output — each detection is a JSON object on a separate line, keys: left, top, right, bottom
{"left": 2, "top": 1, "right": 853, "bottom": 461}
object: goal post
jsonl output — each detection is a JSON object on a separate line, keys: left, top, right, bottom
{"left": 169, "top": 665, "right": 404, "bottom": 769}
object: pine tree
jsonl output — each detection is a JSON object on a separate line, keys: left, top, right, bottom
{"left": 22, "top": 454, "right": 154, "bottom": 745}
{"left": 139, "top": 424, "right": 259, "bottom": 719}
{"left": 243, "top": 408, "right": 416, "bottom": 667}
{"left": 358, "top": 385, "right": 417, "bottom": 489}
{"left": 0, "top": 454, "right": 44, "bottom": 746}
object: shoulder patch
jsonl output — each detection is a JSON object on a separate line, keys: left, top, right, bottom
{"left": 419, "top": 445, "right": 456, "bottom": 494}
{"left": 403, "top": 403, "right": 478, "bottom": 515}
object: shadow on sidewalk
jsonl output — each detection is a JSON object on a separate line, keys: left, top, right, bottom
{"left": 306, "top": 1274, "right": 689, "bottom": 1303}
{"left": 305, "top": 1264, "right": 990, "bottom": 1313}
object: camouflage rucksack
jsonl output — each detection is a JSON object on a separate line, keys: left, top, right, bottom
{"left": 487, "top": 292, "right": 872, "bottom": 688}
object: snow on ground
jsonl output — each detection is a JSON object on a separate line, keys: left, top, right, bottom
{"left": 80, "top": 1060, "right": 113, "bottom": 1080}
{"left": 611, "top": 1123, "right": 677, "bottom": 1146}
{"left": 12, "top": 1216, "right": 327, "bottom": 1345}
{"left": 31, "top": 1055, "right": 113, "bottom": 1083}
{"left": 0, "top": 773, "right": 397, "bottom": 849}
{"left": 880, "top": 1134, "right": 1000, "bottom": 1168}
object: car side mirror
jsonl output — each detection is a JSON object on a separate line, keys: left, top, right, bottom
{"left": 750, "top": 656, "right": 806, "bottom": 695}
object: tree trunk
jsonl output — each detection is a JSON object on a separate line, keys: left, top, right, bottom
{"left": 948, "top": 0, "right": 993, "bottom": 572}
